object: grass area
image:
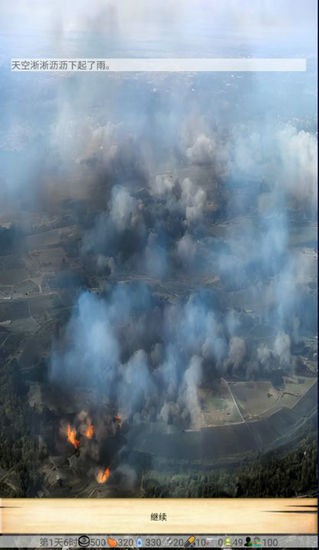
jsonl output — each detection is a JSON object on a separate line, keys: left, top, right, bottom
{"left": 141, "top": 427, "right": 318, "bottom": 498}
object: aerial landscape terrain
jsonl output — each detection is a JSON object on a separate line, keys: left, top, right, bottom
{"left": 0, "top": 0, "right": 317, "bottom": 499}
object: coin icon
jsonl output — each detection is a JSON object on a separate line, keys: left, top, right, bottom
{"left": 78, "top": 535, "right": 90, "bottom": 547}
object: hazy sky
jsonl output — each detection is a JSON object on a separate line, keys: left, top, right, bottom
{"left": 0, "top": 0, "right": 317, "bottom": 59}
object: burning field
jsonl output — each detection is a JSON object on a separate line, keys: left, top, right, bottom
{"left": 0, "top": 0, "right": 317, "bottom": 498}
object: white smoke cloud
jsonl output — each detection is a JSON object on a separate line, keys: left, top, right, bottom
{"left": 119, "top": 349, "right": 155, "bottom": 417}
{"left": 230, "top": 123, "right": 317, "bottom": 213}
{"left": 186, "top": 133, "right": 217, "bottom": 165}
{"left": 152, "top": 174, "right": 175, "bottom": 196}
{"left": 276, "top": 125, "right": 317, "bottom": 207}
{"left": 51, "top": 291, "right": 120, "bottom": 392}
{"left": 179, "top": 355, "right": 203, "bottom": 429}
{"left": 110, "top": 186, "right": 139, "bottom": 231}
{"left": 257, "top": 343, "right": 272, "bottom": 368}
{"left": 273, "top": 331, "right": 291, "bottom": 367}
{"left": 225, "top": 336, "right": 246, "bottom": 371}
{"left": 176, "top": 233, "right": 198, "bottom": 264}
{"left": 180, "top": 178, "right": 206, "bottom": 223}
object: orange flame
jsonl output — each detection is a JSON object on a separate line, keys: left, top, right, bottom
{"left": 67, "top": 424, "right": 80, "bottom": 449}
{"left": 85, "top": 423, "right": 94, "bottom": 439}
{"left": 96, "top": 467, "right": 110, "bottom": 484}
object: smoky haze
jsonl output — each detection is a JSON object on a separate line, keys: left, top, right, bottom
{"left": 0, "top": 0, "right": 317, "bottom": 490}
{"left": 48, "top": 90, "right": 317, "bottom": 430}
